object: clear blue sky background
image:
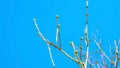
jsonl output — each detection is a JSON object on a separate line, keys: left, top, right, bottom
{"left": 0, "top": 0, "right": 120, "bottom": 68}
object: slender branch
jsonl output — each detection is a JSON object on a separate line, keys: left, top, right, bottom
{"left": 80, "top": 37, "right": 83, "bottom": 60}
{"left": 93, "top": 39, "right": 113, "bottom": 64}
{"left": 108, "top": 42, "right": 115, "bottom": 66}
{"left": 96, "top": 62, "right": 100, "bottom": 68}
{"left": 85, "top": 46, "right": 89, "bottom": 68}
{"left": 56, "top": 15, "right": 62, "bottom": 49}
{"left": 114, "top": 40, "right": 119, "bottom": 68}
{"left": 47, "top": 43, "right": 56, "bottom": 67}
{"left": 69, "top": 42, "right": 76, "bottom": 51}
{"left": 69, "top": 41, "right": 80, "bottom": 65}
{"left": 87, "top": 60, "right": 93, "bottom": 68}
{"left": 85, "top": 0, "right": 89, "bottom": 67}
{"left": 33, "top": 18, "right": 47, "bottom": 42}
{"left": 100, "top": 52, "right": 107, "bottom": 67}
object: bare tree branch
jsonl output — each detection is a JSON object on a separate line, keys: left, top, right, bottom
{"left": 33, "top": 18, "right": 83, "bottom": 67}
{"left": 33, "top": 0, "right": 119, "bottom": 67}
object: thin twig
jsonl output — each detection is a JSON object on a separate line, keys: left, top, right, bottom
{"left": 93, "top": 39, "right": 113, "bottom": 64}
{"left": 96, "top": 63, "right": 100, "bottom": 68}
{"left": 47, "top": 43, "right": 56, "bottom": 67}
{"left": 114, "top": 40, "right": 119, "bottom": 68}
{"left": 33, "top": 18, "right": 47, "bottom": 42}
{"left": 56, "top": 15, "right": 62, "bottom": 49}
{"left": 69, "top": 42, "right": 80, "bottom": 63}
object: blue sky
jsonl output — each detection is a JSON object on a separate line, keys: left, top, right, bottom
{"left": 0, "top": 0, "right": 120, "bottom": 68}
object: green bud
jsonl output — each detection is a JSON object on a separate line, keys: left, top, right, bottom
{"left": 74, "top": 50, "right": 78, "bottom": 56}
{"left": 80, "top": 37, "right": 83, "bottom": 40}
{"left": 69, "top": 41, "right": 74, "bottom": 46}
{"left": 57, "top": 24, "right": 60, "bottom": 28}
{"left": 37, "top": 33, "right": 40, "bottom": 36}
{"left": 56, "top": 15, "right": 59, "bottom": 19}
{"left": 116, "top": 51, "right": 118, "bottom": 55}
{"left": 96, "top": 61, "right": 98, "bottom": 64}
{"left": 80, "top": 45, "right": 82, "bottom": 49}
{"left": 95, "top": 50, "right": 98, "bottom": 52}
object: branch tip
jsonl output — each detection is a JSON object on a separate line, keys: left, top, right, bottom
{"left": 33, "top": 18, "right": 36, "bottom": 23}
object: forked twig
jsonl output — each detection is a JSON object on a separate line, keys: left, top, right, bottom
{"left": 33, "top": 18, "right": 82, "bottom": 67}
